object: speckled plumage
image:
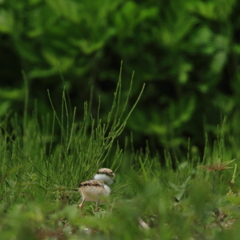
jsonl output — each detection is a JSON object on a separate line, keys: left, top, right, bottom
{"left": 79, "top": 179, "right": 110, "bottom": 202}
{"left": 97, "top": 168, "right": 115, "bottom": 176}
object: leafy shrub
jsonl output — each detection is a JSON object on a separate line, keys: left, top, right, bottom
{"left": 0, "top": 0, "right": 240, "bottom": 151}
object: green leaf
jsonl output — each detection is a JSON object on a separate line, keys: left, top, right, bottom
{"left": 0, "top": 88, "right": 25, "bottom": 101}
{"left": 46, "top": 0, "right": 80, "bottom": 23}
{"left": 170, "top": 96, "right": 196, "bottom": 129}
{"left": 0, "top": 9, "right": 14, "bottom": 33}
{"left": 0, "top": 101, "right": 11, "bottom": 117}
{"left": 42, "top": 50, "right": 73, "bottom": 71}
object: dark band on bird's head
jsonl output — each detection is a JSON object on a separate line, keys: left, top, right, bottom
{"left": 79, "top": 182, "right": 103, "bottom": 188}
{"left": 97, "top": 169, "right": 114, "bottom": 177}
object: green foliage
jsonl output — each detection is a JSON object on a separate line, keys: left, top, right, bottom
{"left": 0, "top": 75, "right": 240, "bottom": 239}
{"left": 0, "top": 73, "right": 144, "bottom": 191}
{"left": 0, "top": 0, "right": 239, "bottom": 150}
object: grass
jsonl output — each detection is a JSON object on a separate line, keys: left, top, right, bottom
{"left": 1, "top": 74, "right": 240, "bottom": 240}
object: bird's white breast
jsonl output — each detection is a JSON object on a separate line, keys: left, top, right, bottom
{"left": 103, "top": 184, "right": 111, "bottom": 196}
{"left": 94, "top": 173, "right": 114, "bottom": 185}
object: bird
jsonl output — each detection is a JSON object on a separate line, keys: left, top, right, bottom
{"left": 79, "top": 168, "right": 115, "bottom": 213}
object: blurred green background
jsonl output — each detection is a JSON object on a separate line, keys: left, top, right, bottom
{"left": 0, "top": 0, "right": 240, "bottom": 153}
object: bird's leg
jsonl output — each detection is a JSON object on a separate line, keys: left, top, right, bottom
{"left": 79, "top": 199, "right": 85, "bottom": 216}
{"left": 79, "top": 199, "right": 85, "bottom": 209}
{"left": 95, "top": 201, "right": 100, "bottom": 212}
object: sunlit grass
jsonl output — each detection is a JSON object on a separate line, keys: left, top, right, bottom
{"left": 0, "top": 75, "right": 240, "bottom": 239}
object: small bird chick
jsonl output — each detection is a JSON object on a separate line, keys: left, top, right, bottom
{"left": 79, "top": 168, "right": 115, "bottom": 213}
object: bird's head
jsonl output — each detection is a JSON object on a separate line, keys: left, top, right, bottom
{"left": 94, "top": 168, "right": 115, "bottom": 185}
